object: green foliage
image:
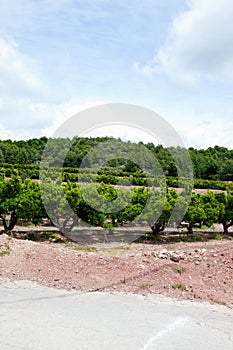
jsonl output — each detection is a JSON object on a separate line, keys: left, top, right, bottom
{"left": 173, "top": 266, "right": 186, "bottom": 274}
{"left": 0, "top": 136, "right": 232, "bottom": 239}
{"left": 0, "top": 137, "right": 232, "bottom": 182}
{"left": 184, "top": 191, "right": 221, "bottom": 233}
{"left": 0, "top": 176, "right": 46, "bottom": 233}
{"left": 214, "top": 191, "right": 233, "bottom": 234}
{"left": 213, "top": 232, "right": 222, "bottom": 240}
{"left": 0, "top": 240, "right": 11, "bottom": 256}
{"left": 172, "top": 282, "right": 186, "bottom": 291}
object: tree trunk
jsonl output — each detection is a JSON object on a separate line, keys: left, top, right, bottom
{"left": 62, "top": 216, "right": 78, "bottom": 234}
{"left": 0, "top": 212, "right": 18, "bottom": 234}
{"left": 223, "top": 222, "right": 228, "bottom": 235}
{"left": 222, "top": 220, "right": 233, "bottom": 235}
{"left": 187, "top": 223, "right": 193, "bottom": 234}
{"left": 151, "top": 221, "right": 165, "bottom": 235}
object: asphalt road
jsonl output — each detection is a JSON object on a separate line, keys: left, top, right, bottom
{"left": 0, "top": 279, "right": 233, "bottom": 350}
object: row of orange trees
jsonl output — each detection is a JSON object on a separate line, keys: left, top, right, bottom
{"left": 1, "top": 163, "right": 233, "bottom": 191}
{"left": 0, "top": 175, "right": 233, "bottom": 237}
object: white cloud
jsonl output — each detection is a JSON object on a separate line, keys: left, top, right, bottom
{"left": 136, "top": 0, "right": 233, "bottom": 84}
{"left": 86, "top": 124, "right": 161, "bottom": 146}
{"left": 0, "top": 36, "right": 104, "bottom": 141}
{"left": 133, "top": 61, "right": 154, "bottom": 77}
{"left": 0, "top": 99, "right": 104, "bottom": 140}
{"left": 151, "top": 106, "right": 233, "bottom": 149}
{"left": 178, "top": 118, "right": 233, "bottom": 149}
{"left": 42, "top": 100, "right": 104, "bottom": 138}
{"left": 0, "top": 36, "right": 59, "bottom": 140}
{"left": 0, "top": 37, "right": 45, "bottom": 96}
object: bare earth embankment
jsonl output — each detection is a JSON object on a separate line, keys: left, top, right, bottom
{"left": 0, "top": 232, "right": 233, "bottom": 308}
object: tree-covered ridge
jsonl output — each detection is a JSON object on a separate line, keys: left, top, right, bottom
{"left": 0, "top": 137, "right": 232, "bottom": 181}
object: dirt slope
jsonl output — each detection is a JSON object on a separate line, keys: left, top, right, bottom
{"left": 0, "top": 234, "right": 233, "bottom": 307}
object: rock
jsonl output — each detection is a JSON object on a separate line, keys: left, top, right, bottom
{"left": 170, "top": 254, "right": 181, "bottom": 262}
{"left": 158, "top": 249, "right": 169, "bottom": 259}
{"left": 179, "top": 254, "right": 186, "bottom": 260}
{"left": 138, "top": 264, "right": 146, "bottom": 269}
{"left": 158, "top": 253, "right": 168, "bottom": 259}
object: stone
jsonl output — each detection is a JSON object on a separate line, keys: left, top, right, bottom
{"left": 158, "top": 254, "right": 168, "bottom": 259}
{"left": 170, "top": 254, "right": 181, "bottom": 262}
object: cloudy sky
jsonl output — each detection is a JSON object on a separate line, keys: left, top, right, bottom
{"left": 0, "top": 0, "right": 233, "bottom": 148}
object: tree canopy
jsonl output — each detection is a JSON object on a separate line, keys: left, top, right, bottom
{"left": 0, "top": 137, "right": 232, "bottom": 181}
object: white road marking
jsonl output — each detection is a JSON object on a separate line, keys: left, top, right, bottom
{"left": 141, "top": 317, "right": 188, "bottom": 349}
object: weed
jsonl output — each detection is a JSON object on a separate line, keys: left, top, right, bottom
{"left": 209, "top": 297, "right": 227, "bottom": 306}
{"left": 135, "top": 283, "right": 152, "bottom": 292}
{"left": 74, "top": 245, "right": 97, "bottom": 252}
{"left": 173, "top": 266, "right": 186, "bottom": 275}
{"left": 64, "top": 241, "right": 74, "bottom": 248}
{"left": 213, "top": 233, "right": 222, "bottom": 240}
{"left": 19, "top": 231, "right": 64, "bottom": 243}
{"left": 165, "top": 245, "right": 174, "bottom": 251}
{"left": 172, "top": 282, "right": 186, "bottom": 291}
{"left": 102, "top": 245, "right": 130, "bottom": 256}
{"left": 0, "top": 241, "right": 11, "bottom": 256}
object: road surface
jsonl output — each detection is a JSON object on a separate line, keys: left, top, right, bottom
{"left": 0, "top": 279, "right": 233, "bottom": 349}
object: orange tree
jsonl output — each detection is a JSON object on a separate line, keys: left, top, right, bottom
{"left": 215, "top": 191, "right": 233, "bottom": 234}
{"left": 0, "top": 176, "right": 47, "bottom": 234}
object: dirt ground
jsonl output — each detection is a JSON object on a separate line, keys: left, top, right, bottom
{"left": 0, "top": 233, "right": 233, "bottom": 308}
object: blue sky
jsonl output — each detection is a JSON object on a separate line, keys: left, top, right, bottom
{"left": 0, "top": 0, "right": 233, "bottom": 148}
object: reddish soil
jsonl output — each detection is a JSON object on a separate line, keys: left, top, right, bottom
{"left": 0, "top": 233, "right": 233, "bottom": 307}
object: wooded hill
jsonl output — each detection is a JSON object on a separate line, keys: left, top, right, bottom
{"left": 0, "top": 137, "right": 232, "bottom": 181}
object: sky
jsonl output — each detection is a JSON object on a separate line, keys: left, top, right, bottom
{"left": 0, "top": 0, "right": 233, "bottom": 149}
